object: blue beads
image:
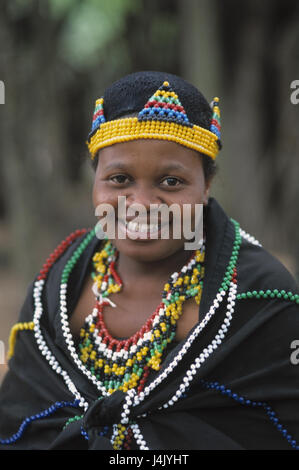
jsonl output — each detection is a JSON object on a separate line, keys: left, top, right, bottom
{"left": 138, "top": 109, "right": 149, "bottom": 117}
{"left": 138, "top": 106, "right": 190, "bottom": 126}
{"left": 199, "top": 379, "right": 299, "bottom": 450}
{"left": 210, "top": 124, "right": 221, "bottom": 139}
{"left": 80, "top": 424, "right": 109, "bottom": 441}
{"left": 81, "top": 426, "right": 89, "bottom": 441}
{"left": 91, "top": 115, "right": 106, "bottom": 132}
{"left": 99, "top": 425, "right": 109, "bottom": 437}
{"left": 0, "top": 399, "right": 80, "bottom": 445}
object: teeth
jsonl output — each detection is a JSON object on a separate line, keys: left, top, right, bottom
{"left": 127, "top": 221, "right": 138, "bottom": 232}
{"left": 140, "top": 224, "right": 148, "bottom": 233}
{"left": 126, "top": 221, "right": 160, "bottom": 233}
{"left": 149, "top": 224, "right": 160, "bottom": 233}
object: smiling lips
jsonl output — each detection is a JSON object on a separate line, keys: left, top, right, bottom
{"left": 126, "top": 221, "right": 160, "bottom": 233}
{"left": 117, "top": 218, "right": 170, "bottom": 239}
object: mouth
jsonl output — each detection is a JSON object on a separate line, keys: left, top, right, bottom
{"left": 117, "top": 219, "right": 170, "bottom": 240}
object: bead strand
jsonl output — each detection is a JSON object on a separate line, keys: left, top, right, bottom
{"left": 120, "top": 389, "right": 136, "bottom": 425}
{"left": 200, "top": 379, "right": 299, "bottom": 450}
{"left": 37, "top": 229, "right": 88, "bottom": 281}
{"left": 130, "top": 423, "right": 149, "bottom": 450}
{"left": 110, "top": 424, "right": 120, "bottom": 448}
{"left": 33, "top": 229, "right": 93, "bottom": 410}
{"left": 81, "top": 426, "right": 89, "bottom": 441}
{"left": 0, "top": 399, "right": 80, "bottom": 445}
{"left": 111, "top": 389, "right": 137, "bottom": 450}
{"left": 63, "top": 414, "right": 83, "bottom": 430}
{"left": 7, "top": 321, "right": 35, "bottom": 359}
{"left": 160, "top": 276, "right": 237, "bottom": 410}
{"left": 130, "top": 221, "right": 240, "bottom": 411}
{"left": 236, "top": 289, "right": 299, "bottom": 304}
{"left": 34, "top": 281, "right": 89, "bottom": 409}
{"left": 60, "top": 234, "right": 113, "bottom": 395}
{"left": 123, "top": 427, "right": 134, "bottom": 450}
{"left": 58, "top": 229, "right": 115, "bottom": 396}
{"left": 219, "top": 220, "right": 241, "bottom": 293}
{"left": 131, "top": 287, "right": 228, "bottom": 408}
{"left": 239, "top": 227, "right": 262, "bottom": 247}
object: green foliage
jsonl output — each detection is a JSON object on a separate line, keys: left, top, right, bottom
{"left": 51, "top": 0, "right": 138, "bottom": 68}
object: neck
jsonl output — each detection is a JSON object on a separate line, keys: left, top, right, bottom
{"left": 116, "top": 246, "right": 195, "bottom": 288}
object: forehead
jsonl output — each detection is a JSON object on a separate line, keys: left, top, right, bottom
{"left": 97, "top": 139, "right": 203, "bottom": 171}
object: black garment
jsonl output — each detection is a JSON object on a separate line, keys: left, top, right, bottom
{"left": 0, "top": 198, "right": 299, "bottom": 450}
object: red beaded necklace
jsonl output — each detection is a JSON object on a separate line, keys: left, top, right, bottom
{"left": 77, "top": 239, "right": 205, "bottom": 398}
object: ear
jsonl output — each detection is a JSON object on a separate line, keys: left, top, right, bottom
{"left": 203, "top": 179, "right": 212, "bottom": 206}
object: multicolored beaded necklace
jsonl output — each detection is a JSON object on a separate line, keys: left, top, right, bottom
{"left": 77, "top": 238, "right": 205, "bottom": 396}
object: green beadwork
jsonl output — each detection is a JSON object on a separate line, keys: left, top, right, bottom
{"left": 236, "top": 289, "right": 299, "bottom": 304}
{"left": 63, "top": 414, "right": 83, "bottom": 430}
{"left": 218, "top": 219, "right": 241, "bottom": 293}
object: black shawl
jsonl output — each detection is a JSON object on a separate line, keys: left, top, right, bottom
{"left": 0, "top": 197, "right": 299, "bottom": 450}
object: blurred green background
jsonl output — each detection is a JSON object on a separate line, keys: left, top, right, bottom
{"left": 0, "top": 0, "right": 299, "bottom": 379}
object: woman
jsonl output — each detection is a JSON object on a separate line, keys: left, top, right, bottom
{"left": 0, "top": 71, "right": 299, "bottom": 450}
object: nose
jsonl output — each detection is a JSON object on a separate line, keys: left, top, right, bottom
{"left": 125, "top": 185, "right": 163, "bottom": 221}
{"left": 126, "top": 184, "right": 162, "bottom": 209}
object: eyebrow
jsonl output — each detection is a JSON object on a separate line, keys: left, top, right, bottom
{"left": 103, "top": 162, "right": 189, "bottom": 172}
{"left": 158, "top": 163, "right": 189, "bottom": 172}
{"left": 103, "top": 162, "right": 133, "bottom": 172}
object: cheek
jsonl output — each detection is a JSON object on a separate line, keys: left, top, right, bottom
{"left": 175, "top": 186, "right": 207, "bottom": 232}
{"left": 175, "top": 185, "right": 207, "bottom": 207}
{"left": 92, "top": 180, "right": 117, "bottom": 209}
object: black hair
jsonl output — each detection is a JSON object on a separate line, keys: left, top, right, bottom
{"left": 89, "top": 71, "right": 218, "bottom": 182}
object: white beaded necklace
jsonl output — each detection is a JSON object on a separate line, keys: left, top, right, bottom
{"left": 33, "top": 279, "right": 88, "bottom": 411}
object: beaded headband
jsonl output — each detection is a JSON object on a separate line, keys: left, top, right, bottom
{"left": 87, "top": 81, "right": 221, "bottom": 160}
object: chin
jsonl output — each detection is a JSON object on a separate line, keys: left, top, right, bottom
{"left": 112, "top": 237, "right": 185, "bottom": 263}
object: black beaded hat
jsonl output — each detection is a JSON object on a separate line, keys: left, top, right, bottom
{"left": 87, "top": 71, "right": 221, "bottom": 160}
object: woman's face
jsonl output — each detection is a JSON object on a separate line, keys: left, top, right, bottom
{"left": 92, "top": 139, "right": 211, "bottom": 262}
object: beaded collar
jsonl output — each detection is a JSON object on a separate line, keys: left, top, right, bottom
{"left": 77, "top": 238, "right": 206, "bottom": 396}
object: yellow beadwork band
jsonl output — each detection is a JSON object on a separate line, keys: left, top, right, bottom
{"left": 8, "top": 321, "right": 35, "bottom": 359}
{"left": 87, "top": 117, "right": 219, "bottom": 160}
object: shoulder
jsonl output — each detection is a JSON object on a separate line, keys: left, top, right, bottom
{"left": 8, "top": 228, "right": 100, "bottom": 362}
{"left": 36, "top": 228, "right": 94, "bottom": 282}
{"left": 237, "top": 226, "right": 299, "bottom": 297}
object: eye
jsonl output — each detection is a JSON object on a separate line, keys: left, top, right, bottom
{"left": 161, "top": 176, "right": 182, "bottom": 187}
{"left": 110, "top": 174, "right": 130, "bottom": 184}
